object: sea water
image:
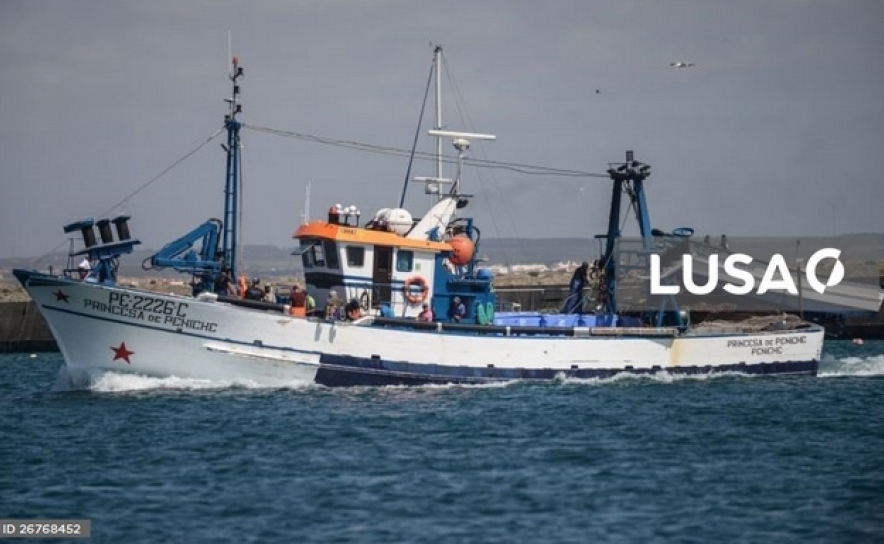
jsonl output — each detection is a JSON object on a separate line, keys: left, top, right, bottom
{"left": 1, "top": 343, "right": 883, "bottom": 543}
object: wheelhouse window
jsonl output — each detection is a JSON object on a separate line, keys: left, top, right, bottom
{"left": 396, "top": 250, "right": 414, "bottom": 272}
{"left": 293, "top": 241, "right": 317, "bottom": 269}
{"left": 311, "top": 243, "right": 326, "bottom": 267}
{"left": 346, "top": 246, "right": 365, "bottom": 267}
{"left": 324, "top": 241, "right": 340, "bottom": 269}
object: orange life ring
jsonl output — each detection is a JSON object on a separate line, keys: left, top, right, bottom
{"left": 403, "top": 276, "right": 429, "bottom": 305}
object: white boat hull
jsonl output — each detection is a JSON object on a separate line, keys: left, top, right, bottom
{"left": 16, "top": 270, "right": 823, "bottom": 386}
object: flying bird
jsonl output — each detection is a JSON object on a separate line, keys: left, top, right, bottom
{"left": 670, "top": 62, "right": 695, "bottom": 68}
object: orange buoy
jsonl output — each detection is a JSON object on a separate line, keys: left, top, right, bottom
{"left": 448, "top": 235, "right": 475, "bottom": 266}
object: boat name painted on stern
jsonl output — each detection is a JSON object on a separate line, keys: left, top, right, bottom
{"left": 80, "top": 293, "right": 219, "bottom": 332}
{"left": 727, "top": 335, "right": 807, "bottom": 356}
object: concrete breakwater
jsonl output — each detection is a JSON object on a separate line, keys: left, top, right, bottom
{"left": 0, "top": 301, "right": 58, "bottom": 353}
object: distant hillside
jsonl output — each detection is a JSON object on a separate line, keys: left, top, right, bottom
{"left": 477, "top": 238, "right": 598, "bottom": 266}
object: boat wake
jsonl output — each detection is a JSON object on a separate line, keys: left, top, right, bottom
{"left": 378, "top": 381, "right": 516, "bottom": 391}
{"left": 46, "top": 354, "right": 883, "bottom": 393}
{"left": 818, "top": 354, "right": 884, "bottom": 378}
{"left": 52, "top": 367, "right": 315, "bottom": 393}
{"left": 553, "top": 369, "right": 755, "bottom": 386}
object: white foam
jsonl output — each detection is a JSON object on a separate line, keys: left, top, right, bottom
{"left": 554, "top": 369, "right": 753, "bottom": 386}
{"left": 52, "top": 367, "right": 314, "bottom": 393}
{"left": 407, "top": 380, "right": 515, "bottom": 390}
{"left": 351, "top": 380, "right": 519, "bottom": 393}
{"left": 90, "top": 372, "right": 235, "bottom": 392}
{"left": 818, "top": 354, "right": 884, "bottom": 377}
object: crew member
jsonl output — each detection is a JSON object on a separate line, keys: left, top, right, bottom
{"left": 418, "top": 303, "right": 434, "bottom": 322}
{"left": 245, "top": 278, "right": 264, "bottom": 301}
{"left": 290, "top": 285, "right": 307, "bottom": 317}
{"left": 325, "top": 290, "right": 341, "bottom": 320}
{"left": 77, "top": 258, "right": 92, "bottom": 280}
{"left": 450, "top": 296, "right": 466, "bottom": 322}
{"left": 564, "top": 261, "right": 589, "bottom": 313}
{"left": 238, "top": 275, "right": 248, "bottom": 298}
{"left": 344, "top": 298, "right": 362, "bottom": 321}
{"left": 215, "top": 267, "right": 234, "bottom": 296}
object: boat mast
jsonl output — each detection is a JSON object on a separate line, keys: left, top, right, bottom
{"left": 222, "top": 56, "right": 244, "bottom": 279}
{"left": 602, "top": 150, "right": 653, "bottom": 314}
{"left": 301, "top": 181, "right": 311, "bottom": 224}
{"left": 434, "top": 45, "right": 443, "bottom": 182}
{"left": 403, "top": 46, "right": 493, "bottom": 205}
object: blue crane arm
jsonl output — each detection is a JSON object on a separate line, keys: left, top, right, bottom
{"left": 149, "top": 219, "right": 223, "bottom": 274}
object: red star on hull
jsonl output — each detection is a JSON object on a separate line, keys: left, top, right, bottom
{"left": 111, "top": 342, "right": 134, "bottom": 364}
{"left": 53, "top": 290, "right": 70, "bottom": 303}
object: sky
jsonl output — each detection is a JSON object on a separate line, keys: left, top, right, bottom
{"left": 1, "top": 0, "right": 883, "bottom": 261}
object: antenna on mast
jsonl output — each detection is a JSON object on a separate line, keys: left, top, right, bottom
{"left": 301, "top": 181, "right": 312, "bottom": 225}
{"left": 227, "top": 30, "right": 232, "bottom": 77}
{"left": 427, "top": 130, "right": 496, "bottom": 194}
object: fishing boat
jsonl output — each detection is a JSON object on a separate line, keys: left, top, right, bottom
{"left": 14, "top": 51, "right": 824, "bottom": 386}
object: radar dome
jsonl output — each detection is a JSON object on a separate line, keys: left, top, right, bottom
{"left": 448, "top": 235, "right": 475, "bottom": 266}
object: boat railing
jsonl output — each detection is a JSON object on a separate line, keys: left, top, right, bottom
{"left": 370, "top": 316, "right": 679, "bottom": 338}
{"left": 341, "top": 281, "right": 385, "bottom": 311}
{"left": 493, "top": 287, "right": 543, "bottom": 312}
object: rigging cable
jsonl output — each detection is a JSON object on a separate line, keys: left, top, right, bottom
{"left": 32, "top": 127, "right": 226, "bottom": 264}
{"left": 242, "top": 123, "right": 606, "bottom": 179}
{"left": 399, "top": 58, "right": 436, "bottom": 208}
